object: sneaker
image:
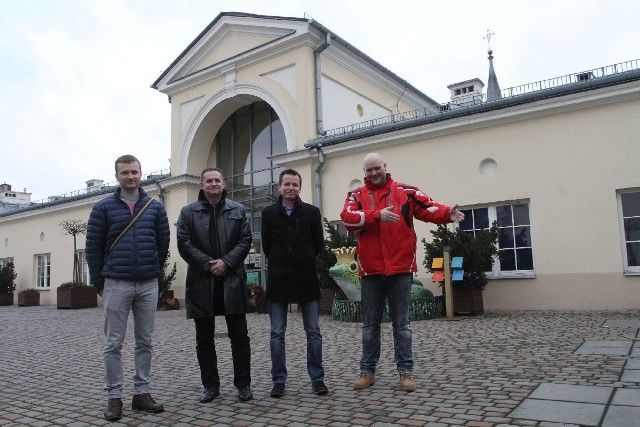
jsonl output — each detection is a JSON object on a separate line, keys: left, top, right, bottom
{"left": 131, "top": 393, "right": 164, "bottom": 413}
{"left": 353, "top": 372, "right": 375, "bottom": 390}
{"left": 400, "top": 373, "right": 416, "bottom": 392}
{"left": 270, "top": 383, "right": 285, "bottom": 398}
{"left": 104, "top": 398, "right": 122, "bottom": 421}
{"left": 312, "top": 380, "right": 329, "bottom": 395}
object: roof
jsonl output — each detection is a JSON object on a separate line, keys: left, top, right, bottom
{"left": 150, "top": 12, "right": 438, "bottom": 106}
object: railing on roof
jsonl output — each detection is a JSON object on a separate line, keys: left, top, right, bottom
{"left": 29, "top": 168, "right": 171, "bottom": 206}
{"left": 321, "top": 58, "right": 640, "bottom": 139}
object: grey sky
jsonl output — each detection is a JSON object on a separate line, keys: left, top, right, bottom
{"left": 1, "top": 0, "right": 638, "bottom": 201}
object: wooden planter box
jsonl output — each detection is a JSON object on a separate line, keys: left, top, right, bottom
{"left": 319, "top": 289, "right": 336, "bottom": 315}
{"left": 0, "top": 292, "right": 14, "bottom": 306}
{"left": 157, "top": 290, "right": 180, "bottom": 311}
{"left": 452, "top": 286, "right": 484, "bottom": 316}
{"left": 57, "top": 286, "right": 98, "bottom": 309}
{"left": 18, "top": 292, "right": 40, "bottom": 307}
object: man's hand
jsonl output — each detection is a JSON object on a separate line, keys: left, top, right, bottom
{"left": 209, "top": 259, "right": 228, "bottom": 276}
{"left": 380, "top": 206, "right": 400, "bottom": 223}
{"left": 449, "top": 204, "right": 465, "bottom": 223}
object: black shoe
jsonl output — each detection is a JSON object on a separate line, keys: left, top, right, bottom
{"left": 104, "top": 398, "right": 123, "bottom": 421}
{"left": 238, "top": 386, "right": 253, "bottom": 402}
{"left": 270, "top": 383, "right": 285, "bottom": 398}
{"left": 200, "top": 387, "right": 220, "bottom": 403}
{"left": 312, "top": 380, "right": 329, "bottom": 395}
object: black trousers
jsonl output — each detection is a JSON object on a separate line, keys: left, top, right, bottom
{"left": 194, "top": 314, "right": 251, "bottom": 389}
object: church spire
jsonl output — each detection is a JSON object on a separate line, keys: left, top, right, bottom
{"left": 484, "top": 29, "right": 502, "bottom": 101}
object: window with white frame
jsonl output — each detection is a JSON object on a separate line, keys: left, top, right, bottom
{"left": 76, "top": 250, "right": 89, "bottom": 284}
{"left": 618, "top": 190, "right": 640, "bottom": 273}
{"left": 0, "top": 257, "right": 13, "bottom": 268}
{"left": 459, "top": 201, "right": 534, "bottom": 277}
{"left": 35, "top": 253, "right": 51, "bottom": 289}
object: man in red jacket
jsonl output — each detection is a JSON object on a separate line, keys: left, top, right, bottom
{"left": 340, "top": 153, "right": 464, "bottom": 392}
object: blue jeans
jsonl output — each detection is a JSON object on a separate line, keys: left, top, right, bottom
{"left": 102, "top": 278, "right": 158, "bottom": 398}
{"left": 360, "top": 273, "right": 413, "bottom": 374}
{"left": 269, "top": 300, "right": 324, "bottom": 383}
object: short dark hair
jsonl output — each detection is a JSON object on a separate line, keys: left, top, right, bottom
{"left": 200, "top": 167, "right": 224, "bottom": 181}
{"left": 115, "top": 155, "right": 141, "bottom": 173}
{"left": 279, "top": 169, "right": 302, "bottom": 186}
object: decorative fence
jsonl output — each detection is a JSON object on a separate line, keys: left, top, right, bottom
{"left": 331, "top": 296, "right": 443, "bottom": 322}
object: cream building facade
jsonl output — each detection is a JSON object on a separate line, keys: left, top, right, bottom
{"left": 1, "top": 12, "right": 639, "bottom": 309}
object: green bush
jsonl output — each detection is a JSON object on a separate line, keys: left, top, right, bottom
{"left": 422, "top": 223, "right": 498, "bottom": 291}
{"left": 0, "top": 262, "right": 17, "bottom": 293}
{"left": 57, "top": 281, "right": 90, "bottom": 290}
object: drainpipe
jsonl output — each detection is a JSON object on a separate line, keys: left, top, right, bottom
{"left": 315, "top": 32, "right": 331, "bottom": 136}
{"left": 314, "top": 31, "right": 331, "bottom": 210}
{"left": 155, "top": 181, "right": 165, "bottom": 204}
{"left": 314, "top": 147, "right": 326, "bottom": 211}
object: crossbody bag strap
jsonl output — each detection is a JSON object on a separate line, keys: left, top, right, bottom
{"left": 105, "top": 197, "right": 155, "bottom": 259}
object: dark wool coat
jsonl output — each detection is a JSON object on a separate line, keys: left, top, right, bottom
{"left": 86, "top": 187, "right": 170, "bottom": 291}
{"left": 261, "top": 197, "right": 323, "bottom": 303}
{"left": 176, "top": 190, "right": 252, "bottom": 319}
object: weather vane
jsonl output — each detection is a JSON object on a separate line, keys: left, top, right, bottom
{"left": 483, "top": 29, "right": 495, "bottom": 49}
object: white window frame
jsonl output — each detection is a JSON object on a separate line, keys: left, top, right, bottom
{"left": 0, "top": 257, "right": 13, "bottom": 268}
{"left": 617, "top": 189, "right": 640, "bottom": 275}
{"left": 76, "top": 249, "right": 90, "bottom": 284}
{"left": 459, "top": 200, "right": 536, "bottom": 279}
{"left": 35, "top": 253, "right": 51, "bottom": 289}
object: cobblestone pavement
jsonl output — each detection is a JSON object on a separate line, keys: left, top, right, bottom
{"left": 1, "top": 306, "right": 639, "bottom": 426}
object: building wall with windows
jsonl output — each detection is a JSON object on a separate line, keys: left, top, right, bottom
{"left": 1, "top": 12, "right": 638, "bottom": 309}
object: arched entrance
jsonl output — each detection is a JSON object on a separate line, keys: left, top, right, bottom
{"left": 214, "top": 100, "right": 287, "bottom": 286}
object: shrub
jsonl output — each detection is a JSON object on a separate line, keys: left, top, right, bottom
{"left": 19, "top": 288, "right": 39, "bottom": 295}
{"left": 57, "top": 281, "right": 90, "bottom": 290}
{"left": 0, "top": 262, "right": 17, "bottom": 293}
{"left": 422, "top": 222, "right": 498, "bottom": 291}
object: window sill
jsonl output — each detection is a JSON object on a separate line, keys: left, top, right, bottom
{"left": 488, "top": 272, "right": 536, "bottom": 280}
{"left": 623, "top": 271, "right": 640, "bottom": 276}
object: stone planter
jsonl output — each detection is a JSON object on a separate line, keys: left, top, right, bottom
{"left": 158, "top": 290, "right": 180, "bottom": 311}
{"left": 332, "top": 296, "right": 443, "bottom": 322}
{"left": 57, "top": 286, "right": 98, "bottom": 309}
{"left": 18, "top": 292, "right": 40, "bottom": 307}
{"left": 452, "top": 286, "right": 484, "bottom": 316}
{"left": 0, "top": 292, "right": 14, "bottom": 306}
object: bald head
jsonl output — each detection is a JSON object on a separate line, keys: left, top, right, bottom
{"left": 363, "top": 152, "right": 388, "bottom": 186}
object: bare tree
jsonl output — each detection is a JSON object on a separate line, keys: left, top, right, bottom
{"left": 60, "top": 219, "right": 88, "bottom": 283}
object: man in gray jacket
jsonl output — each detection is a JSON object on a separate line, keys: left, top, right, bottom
{"left": 176, "top": 167, "right": 253, "bottom": 403}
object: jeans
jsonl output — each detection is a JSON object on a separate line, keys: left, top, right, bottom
{"left": 194, "top": 314, "right": 251, "bottom": 389}
{"left": 360, "top": 273, "right": 413, "bottom": 374}
{"left": 269, "top": 300, "right": 324, "bottom": 383}
{"left": 102, "top": 278, "right": 158, "bottom": 398}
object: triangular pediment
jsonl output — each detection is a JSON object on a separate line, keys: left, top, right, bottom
{"left": 152, "top": 13, "right": 311, "bottom": 93}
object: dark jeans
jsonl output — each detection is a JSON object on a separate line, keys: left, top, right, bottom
{"left": 269, "top": 300, "right": 324, "bottom": 383}
{"left": 360, "top": 273, "right": 413, "bottom": 374}
{"left": 194, "top": 314, "right": 251, "bottom": 389}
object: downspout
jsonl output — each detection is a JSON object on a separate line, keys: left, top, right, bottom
{"left": 155, "top": 181, "right": 165, "bottom": 204}
{"left": 314, "top": 31, "right": 331, "bottom": 210}
{"left": 314, "top": 147, "right": 326, "bottom": 212}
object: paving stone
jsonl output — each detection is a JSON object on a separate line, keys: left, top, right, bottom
{"left": 602, "top": 405, "right": 640, "bottom": 426}
{"left": 529, "top": 383, "right": 613, "bottom": 403}
{"left": 620, "top": 369, "right": 640, "bottom": 382}
{"left": 510, "top": 399, "right": 605, "bottom": 426}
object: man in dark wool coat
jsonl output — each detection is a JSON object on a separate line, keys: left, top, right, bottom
{"left": 261, "top": 168, "right": 329, "bottom": 399}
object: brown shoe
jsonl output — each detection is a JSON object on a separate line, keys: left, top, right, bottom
{"left": 104, "top": 398, "right": 122, "bottom": 421}
{"left": 131, "top": 393, "right": 164, "bottom": 413}
{"left": 400, "top": 373, "right": 416, "bottom": 392}
{"left": 353, "top": 372, "right": 375, "bottom": 390}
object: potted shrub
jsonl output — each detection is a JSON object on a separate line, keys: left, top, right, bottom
{"left": 158, "top": 252, "right": 179, "bottom": 310}
{"left": 18, "top": 288, "right": 40, "bottom": 307}
{"left": 57, "top": 219, "right": 97, "bottom": 309}
{"left": 247, "top": 280, "right": 268, "bottom": 314}
{"left": 0, "top": 261, "right": 17, "bottom": 306}
{"left": 57, "top": 281, "right": 98, "bottom": 309}
{"left": 422, "top": 222, "right": 498, "bottom": 316}
{"left": 316, "top": 219, "right": 355, "bottom": 314}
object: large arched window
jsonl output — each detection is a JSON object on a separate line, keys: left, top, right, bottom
{"left": 215, "top": 101, "right": 287, "bottom": 233}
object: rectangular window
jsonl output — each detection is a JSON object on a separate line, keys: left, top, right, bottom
{"left": 618, "top": 190, "right": 640, "bottom": 273}
{"left": 0, "top": 257, "right": 13, "bottom": 268}
{"left": 35, "top": 254, "right": 51, "bottom": 289}
{"left": 459, "top": 201, "right": 535, "bottom": 278}
{"left": 76, "top": 250, "right": 89, "bottom": 284}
